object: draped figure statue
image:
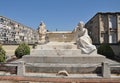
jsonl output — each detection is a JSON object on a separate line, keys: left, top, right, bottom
{"left": 38, "top": 22, "right": 47, "bottom": 44}
{"left": 75, "top": 21, "right": 96, "bottom": 54}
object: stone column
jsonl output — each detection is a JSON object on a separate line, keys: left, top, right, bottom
{"left": 17, "top": 61, "right": 25, "bottom": 76}
{"left": 102, "top": 62, "right": 111, "bottom": 78}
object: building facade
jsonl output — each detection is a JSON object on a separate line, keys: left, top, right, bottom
{"left": 85, "top": 12, "right": 120, "bottom": 44}
{"left": 0, "top": 16, "right": 38, "bottom": 44}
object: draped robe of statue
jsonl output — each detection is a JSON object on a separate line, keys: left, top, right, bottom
{"left": 75, "top": 22, "right": 96, "bottom": 54}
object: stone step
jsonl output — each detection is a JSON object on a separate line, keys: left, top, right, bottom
{"left": 37, "top": 45, "right": 77, "bottom": 49}
{"left": 36, "top": 43, "right": 77, "bottom": 50}
{"left": 31, "top": 49, "right": 82, "bottom": 55}
{"left": 25, "top": 63, "right": 101, "bottom": 74}
{"left": 31, "top": 49, "right": 97, "bottom": 55}
{"left": 22, "top": 54, "right": 105, "bottom": 64}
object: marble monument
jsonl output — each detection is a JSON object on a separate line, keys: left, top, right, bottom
{"left": 38, "top": 22, "right": 48, "bottom": 44}
{"left": 22, "top": 21, "right": 105, "bottom": 74}
{"left": 75, "top": 21, "right": 96, "bottom": 54}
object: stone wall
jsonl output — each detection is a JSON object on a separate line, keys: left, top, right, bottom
{"left": 85, "top": 12, "right": 120, "bottom": 44}
{"left": 47, "top": 31, "right": 74, "bottom": 42}
{"left": 26, "top": 66, "right": 101, "bottom": 74}
{"left": 85, "top": 14, "right": 100, "bottom": 44}
{"left": 117, "top": 15, "right": 120, "bottom": 42}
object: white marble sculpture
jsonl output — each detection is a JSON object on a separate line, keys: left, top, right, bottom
{"left": 38, "top": 21, "right": 47, "bottom": 44}
{"left": 75, "top": 21, "right": 96, "bottom": 54}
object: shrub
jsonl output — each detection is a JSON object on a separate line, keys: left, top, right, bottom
{"left": 15, "top": 43, "right": 30, "bottom": 58}
{"left": 97, "top": 43, "right": 115, "bottom": 59}
{"left": 0, "top": 44, "right": 6, "bottom": 62}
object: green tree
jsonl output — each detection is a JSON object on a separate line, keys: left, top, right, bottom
{"left": 15, "top": 43, "right": 30, "bottom": 58}
{"left": 0, "top": 44, "right": 6, "bottom": 62}
{"left": 97, "top": 43, "right": 115, "bottom": 59}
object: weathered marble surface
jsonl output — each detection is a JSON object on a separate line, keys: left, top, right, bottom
{"left": 75, "top": 21, "right": 96, "bottom": 54}
{"left": 38, "top": 22, "right": 47, "bottom": 44}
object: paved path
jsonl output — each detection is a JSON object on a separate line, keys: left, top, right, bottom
{"left": 0, "top": 76, "right": 120, "bottom": 83}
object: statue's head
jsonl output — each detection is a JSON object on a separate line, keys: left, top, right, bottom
{"left": 78, "top": 21, "right": 84, "bottom": 28}
{"left": 38, "top": 21, "right": 47, "bottom": 34}
{"left": 77, "top": 21, "right": 84, "bottom": 31}
{"left": 40, "top": 21, "right": 45, "bottom": 27}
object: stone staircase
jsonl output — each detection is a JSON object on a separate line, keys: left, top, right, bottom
{"left": 22, "top": 42, "right": 105, "bottom": 74}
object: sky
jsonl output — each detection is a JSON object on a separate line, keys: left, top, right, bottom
{"left": 0, "top": 0, "right": 120, "bottom": 31}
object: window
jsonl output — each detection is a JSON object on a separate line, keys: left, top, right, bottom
{"left": 109, "top": 15, "right": 117, "bottom": 29}
{"left": 109, "top": 32, "right": 117, "bottom": 43}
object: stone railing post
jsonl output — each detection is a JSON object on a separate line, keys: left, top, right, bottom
{"left": 102, "top": 62, "right": 111, "bottom": 78}
{"left": 17, "top": 61, "right": 25, "bottom": 76}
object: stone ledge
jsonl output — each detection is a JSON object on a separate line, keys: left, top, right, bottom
{"left": 23, "top": 54, "right": 105, "bottom": 64}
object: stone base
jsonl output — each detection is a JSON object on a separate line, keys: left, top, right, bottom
{"left": 23, "top": 54, "right": 105, "bottom": 64}
{"left": 22, "top": 42, "right": 106, "bottom": 74}
{"left": 25, "top": 63, "right": 101, "bottom": 74}
{"left": 22, "top": 54, "right": 105, "bottom": 74}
